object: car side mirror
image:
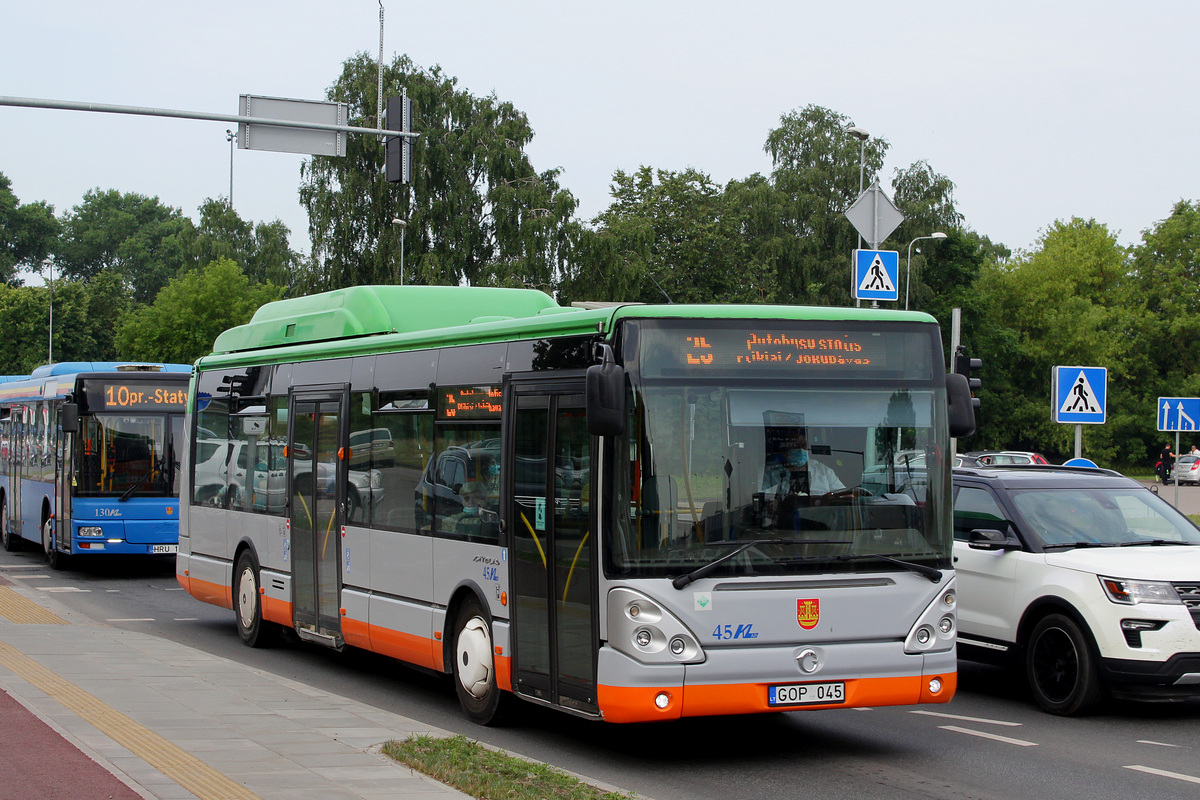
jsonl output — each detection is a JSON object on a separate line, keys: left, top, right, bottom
{"left": 968, "top": 528, "right": 1021, "bottom": 551}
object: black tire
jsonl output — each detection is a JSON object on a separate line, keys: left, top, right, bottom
{"left": 234, "top": 550, "right": 277, "bottom": 647}
{"left": 452, "top": 596, "right": 508, "bottom": 725}
{"left": 1, "top": 496, "right": 20, "bottom": 552}
{"left": 43, "top": 518, "right": 68, "bottom": 571}
{"left": 1025, "top": 612, "right": 1102, "bottom": 716}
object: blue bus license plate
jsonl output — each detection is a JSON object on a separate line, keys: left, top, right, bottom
{"left": 768, "top": 682, "right": 845, "bottom": 706}
{"left": 151, "top": 544, "right": 179, "bottom": 554}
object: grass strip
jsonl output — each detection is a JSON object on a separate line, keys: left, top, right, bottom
{"left": 383, "top": 734, "right": 636, "bottom": 800}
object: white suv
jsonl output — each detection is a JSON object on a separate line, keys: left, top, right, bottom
{"left": 952, "top": 465, "right": 1200, "bottom": 715}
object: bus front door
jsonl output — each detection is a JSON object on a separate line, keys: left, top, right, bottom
{"left": 507, "top": 388, "right": 598, "bottom": 715}
{"left": 288, "top": 391, "right": 347, "bottom": 647}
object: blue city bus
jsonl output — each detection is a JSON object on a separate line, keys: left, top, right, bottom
{"left": 0, "top": 362, "right": 191, "bottom": 568}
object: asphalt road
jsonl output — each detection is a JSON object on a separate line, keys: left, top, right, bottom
{"left": 3, "top": 547, "right": 1200, "bottom": 800}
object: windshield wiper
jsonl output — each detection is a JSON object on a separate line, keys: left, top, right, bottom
{"left": 834, "top": 553, "right": 943, "bottom": 583}
{"left": 1041, "top": 541, "right": 1117, "bottom": 550}
{"left": 1117, "top": 539, "right": 1184, "bottom": 547}
{"left": 119, "top": 468, "right": 153, "bottom": 502}
{"left": 671, "top": 538, "right": 849, "bottom": 589}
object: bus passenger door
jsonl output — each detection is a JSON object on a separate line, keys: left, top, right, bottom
{"left": 288, "top": 390, "right": 347, "bottom": 647}
{"left": 506, "top": 386, "right": 597, "bottom": 715}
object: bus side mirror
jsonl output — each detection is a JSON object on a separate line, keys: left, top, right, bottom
{"left": 61, "top": 403, "right": 79, "bottom": 434}
{"left": 946, "top": 372, "right": 976, "bottom": 438}
{"left": 586, "top": 359, "right": 626, "bottom": 437}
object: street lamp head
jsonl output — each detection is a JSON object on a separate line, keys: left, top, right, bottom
{"left": 846, "top": 126, "right": 870, "bottom": 141}
{"left": 391, "top": 218, "right": 407, "bottom": 228}
{"left": 931, "top": 232, "right": 948, "bottom": 240}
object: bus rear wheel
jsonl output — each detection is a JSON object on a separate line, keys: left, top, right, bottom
{"left": 1, "top": 497, "right": 19, "bottom": 552}
{"left": 452, "top": 596, "right": 507, "bottom": 725}
{"left": 234, "top": 550, "right": 277, "bottom": 647}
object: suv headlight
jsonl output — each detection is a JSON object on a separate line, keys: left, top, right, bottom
{"left": 1100, "top": 576, "right": 1181, "bottom": 606}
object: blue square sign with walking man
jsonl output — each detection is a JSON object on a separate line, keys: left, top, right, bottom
{"left": 852, "top": 249, "right": 899, "bottom": 302}
{"left": 1053, "top": 366, "right": 1107, "bottom": 424}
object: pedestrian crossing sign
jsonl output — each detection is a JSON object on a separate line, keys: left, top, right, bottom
{"left": 852, "top": 249, "right": 900, "bottom": 302}
{"left": 1053, "top": 365, "right": 1107, "bottom": 424}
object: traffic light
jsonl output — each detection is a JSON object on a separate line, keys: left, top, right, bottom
{"left": 954, "top": 346, "right": 982, "bottom": 411}
{"left": 385, "top": 95, "right": 414, "bottom": 184}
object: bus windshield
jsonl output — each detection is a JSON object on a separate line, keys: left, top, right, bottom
{"left": 606, "top": 319, "right": 951, "bottom": 579}
{"left": 77, "top": 413, "right": 184, "bottom": 498}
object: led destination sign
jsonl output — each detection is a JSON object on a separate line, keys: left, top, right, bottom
{"left": 633, "top": 322, "right": 933, "bottom": 379}
{"left": 84, "top": 381, "right": 188, "bottom": 412}
{"left": 684, "top": 332, "right": 875, "bottom": 367}
{"left": 439, "top": 386, "right": 503, "bottom": 420}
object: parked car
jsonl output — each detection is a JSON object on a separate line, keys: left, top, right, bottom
{"left": 348, "top": 427, "right": 396, "bottom": 469}
{"left": 952, "top": 464, "right": 1200, "bottom": 715}
{"left": 194, "top": 438, "right": 383, "bottom": 522}
{"left": 969, "top": 450, "right": 1051, "bottom": 466}
{"left": 1175, "top": 454, "right": 1200, "bottom": 485}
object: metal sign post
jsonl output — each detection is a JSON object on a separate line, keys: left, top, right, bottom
{"left": 1157, "top": 396, "right": 1200, "bottom": 507}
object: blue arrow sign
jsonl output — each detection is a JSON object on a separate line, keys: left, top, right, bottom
{"left": 1053, "top": 366, "right": 1107, "bottom": 424}
{"left": 1157, "top": 397, "right": 1200, "bottom": 432}
{"left": 852, "top": 249, "right": 899, "bottom": 301}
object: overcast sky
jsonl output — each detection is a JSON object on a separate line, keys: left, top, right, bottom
{"left": 2, "top": 1, "right": 1196, "bottom": 261}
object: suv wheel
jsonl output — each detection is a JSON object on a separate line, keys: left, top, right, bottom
{"left": 1025, "top": 613, "right": 1102, "bottom": 716}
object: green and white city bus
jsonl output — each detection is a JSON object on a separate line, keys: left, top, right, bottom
{"left": 178, "top": 286, "right": 975, "bottom": 724}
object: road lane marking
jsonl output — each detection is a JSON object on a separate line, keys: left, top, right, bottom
{"left": 0, "top": 641, "right": 263, "bottom": 800}
{"left": 1137, "top": 740, "right": 1181, "bottom": 747}
{"left": 173, "top": 618, "right": 200, "bottom": 621}
{"left": 106, "top": 618, "right": 155, "bottom": 622}
{"left": 35, "top": 586, "right": 90, "bottom": 593}
{"left": 1125, "top": 765, "right": 1200, "bottom": 785}
{"left": 912, "top": 710, "right": 1021, "bottom": 726}
{"left": 939, "top": 725, "right": 1037, "bottom": 746}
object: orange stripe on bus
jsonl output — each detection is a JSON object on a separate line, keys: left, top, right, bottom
{"left": 341, "top": 616, "right": 371, "bottom": 650}
{"left": 261, "top": 595, "right": 292, "bottom": 627}
{"left": 369, "top": 624, "right": 439, "bottom": 671}
{"left": 186, "top": 576, "right": 233, "bottom": 610}
{"left": 597, "top": 672, "right": 957, "bottom": 723}
{"left": 494, "top": 652, "right": 512, "bottom": 692}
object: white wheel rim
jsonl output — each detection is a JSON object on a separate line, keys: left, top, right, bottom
{"left": 238, "top": 567, "right": 257, "bottom": 629}
{"left": 456, "top": 616, "right": 493, "bottom": 699}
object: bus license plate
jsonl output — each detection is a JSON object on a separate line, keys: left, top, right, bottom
{"left": 151, "top": 545, "right": 178, "bottom": 554}
{"left": 768, "top": 682, "right": 845, "bottom": 706}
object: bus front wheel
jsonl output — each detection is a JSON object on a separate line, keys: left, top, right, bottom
{"left": 234, "top": 550, "right": 277, "bottom": 648}
{"left": 42, "top": 519, "right": 67, "bottom": 570}
{"left": 452, "top": 596, "right": 507, "bottom": 725}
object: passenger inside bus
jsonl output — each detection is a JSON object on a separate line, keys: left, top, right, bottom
{"left": 443, "top": 481, "right": 499, "bottom": 542}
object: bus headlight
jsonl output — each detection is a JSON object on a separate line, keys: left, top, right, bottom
{"left": 905, "top": 577, "right": 957, "bottom": 654}
{"left": 78, "top": 526, "right": 103, "bottom": 537}
{"left": 608, "top": 588, "right": 705, "bottom": 664}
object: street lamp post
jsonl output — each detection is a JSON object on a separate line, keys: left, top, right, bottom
{"left": 846, "top": 126, "right": 870, "bottom": 249}
{"left": 226, "top": 129, "right": 235, "bottom": 207}
{"left": 905, "top": 232, "right": 948, "bottom": 310}
{"left": 391, "top": 218, "right": 407, "bottom": 284}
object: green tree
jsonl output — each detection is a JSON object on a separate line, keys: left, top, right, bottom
{"left": 0, "top": 173, "right": 60, "bottom": 286}
{"left": 299, "top": 53, "right": 579, "bottom": 292}
{"left": 572, "top": 166, "right": 762, "bottom": 304}
{"left": 762, "top": 105, "right": 888, "bottom": 305}
{"left": 976, "top": 219, "right": 1135, "bottom": 462}
{"left": 0, "top": 276, "right": 126, "bottom": 373}
{"left": 189, "top": 199, "right": 301, "bottom": 288}
{"left": 115, "top": 258, "right": 283, "bottom": 364}
{"left": 55, "top": 189, "right": 194, "bottom": 304}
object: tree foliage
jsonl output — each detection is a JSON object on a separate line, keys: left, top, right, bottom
{"left": 0, "top": 172, "right": 60, "bottom": 285}
{"left": 115, "top": 258, "right": 283, "bottom": 364}
{"left": 299, "top": 53, "right": 579, "bottom": 292}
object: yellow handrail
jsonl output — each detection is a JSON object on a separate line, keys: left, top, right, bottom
{"left": 520, "top": 511, "right": 547, "bottom": 568}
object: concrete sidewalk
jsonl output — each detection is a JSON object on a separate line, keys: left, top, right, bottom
{"left": 0, "top": 577, "right": 471, "bottom": 800}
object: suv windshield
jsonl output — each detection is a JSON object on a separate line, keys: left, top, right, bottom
{"left": 1010, "top": 486, "right": 1200, "bottom": 547}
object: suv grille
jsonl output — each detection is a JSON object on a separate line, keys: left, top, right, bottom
{"left": 1173, "top": 583, "right": 1200, "bottom": 629}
